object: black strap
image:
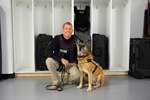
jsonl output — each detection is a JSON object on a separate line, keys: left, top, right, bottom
{"left": 83, "top": 59, "right": 98, "bottom": 74}
{"left": 92, "top": 61, "right": 98, "bottom": 74}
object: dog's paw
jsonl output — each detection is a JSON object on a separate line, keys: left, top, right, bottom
{"left": 93, "top": 83, "right": 101, "bottom": 89}
{"left": 87, "top": 88, "right": 92, "bottom": 92}
{"left": 93, "top": 85, "right": 99, "bottom": 89}
{"left": 76, "top": 85, "right": 82, "bottom": 89}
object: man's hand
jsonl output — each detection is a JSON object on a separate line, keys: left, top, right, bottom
{"left": 61, "top": 58, "right": 69, "bottom": 67}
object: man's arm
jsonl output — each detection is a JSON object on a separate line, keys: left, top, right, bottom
{"left": 44, "top": 35, "right": 62, "bottom": 62}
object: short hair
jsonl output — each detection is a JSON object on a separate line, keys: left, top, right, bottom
{"left": 63, "top": 22, "right": 73, "bottom": 28}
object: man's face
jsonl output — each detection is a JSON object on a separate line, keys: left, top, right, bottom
{"left": 62, "top": 24, "right": 73, "bottom": 39}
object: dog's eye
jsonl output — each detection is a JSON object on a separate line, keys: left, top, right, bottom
{"left": 79, "top": 47, "right": 82, "bottom": 51}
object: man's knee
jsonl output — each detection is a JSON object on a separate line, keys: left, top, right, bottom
{"left": 45, "top": 57, "right": 58, "bottom": 69}
{"left": 46, "top": 57, "right": 51, "bottom": 64}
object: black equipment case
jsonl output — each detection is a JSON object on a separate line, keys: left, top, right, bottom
{"left": 0, "top": 16, "right": 2, "bottom": 79}
{"left": 129, "top": 38, "right": 150, "bottom": 78}
{"left": 92, "top": 34, "right": 109, "bottom": 69}
{"left": 36, "top": 34, "right": 53, "bottom": 70}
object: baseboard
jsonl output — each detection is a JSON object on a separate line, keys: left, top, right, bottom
{"left": 104, "top": 71, "right": 128, "bottom": 76}
{"left": 15, "top": 71, "right": 128, "bottom": 78}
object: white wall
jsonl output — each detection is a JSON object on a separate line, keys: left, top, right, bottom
{"left": 131, "top": 0, "right": 147, "bottom": 38}
{"left": 0, "top": 0, "right": 14, "bottom": 74}
{"left": 0, "top": 0, "right": 148, "bottom": 74}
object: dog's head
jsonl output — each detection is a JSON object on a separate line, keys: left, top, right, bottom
{"left": 76, "top": 40, "right": 89, "bottom": 57}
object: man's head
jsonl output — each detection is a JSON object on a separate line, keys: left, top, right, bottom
{"left": 62, "top": 22, "right": 73, "bottom": 40}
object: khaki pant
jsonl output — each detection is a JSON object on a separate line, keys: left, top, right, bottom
{"left": 45, "top": 57, "right": 80, "bottom": 85}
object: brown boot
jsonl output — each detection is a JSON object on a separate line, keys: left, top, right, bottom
{"left": 49, "top": 81, "right": 60, "bottom": 90}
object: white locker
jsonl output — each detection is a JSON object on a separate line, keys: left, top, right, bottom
{"left": 110, "top": 0, "right": 131, "bottom": 71}
{"left": 12, "top": 0, "right": 35, "bottom": 72}
{"left": 12, "top": 0, "right": 131, "bottom": 73}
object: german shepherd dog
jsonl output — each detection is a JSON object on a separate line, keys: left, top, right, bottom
{"left": 76, "top": 40, "right": 105, "bottom": 92}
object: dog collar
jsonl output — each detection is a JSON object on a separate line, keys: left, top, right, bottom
{"left": 78, "top": 59, "right": 91, "bottom": 64}
{"left": 78, "top": 54, "right": 88, "bottom": 58}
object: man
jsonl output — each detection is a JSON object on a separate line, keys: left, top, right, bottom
{"left": 45, "top": 22, "right": 80, "bottom": 89}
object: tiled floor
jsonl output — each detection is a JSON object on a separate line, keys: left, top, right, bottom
{"left": 0, "top": 76, "right": 150, "bottom": 100}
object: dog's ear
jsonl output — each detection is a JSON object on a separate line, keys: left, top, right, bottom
{"left": 76, "top": 39, "right": 80, "bottom": 45}
{"left": 76, "top": 39, "right": 84, "bottom": 45}
{"left": 85, "top": 41, "right": 90, "bottom": 48}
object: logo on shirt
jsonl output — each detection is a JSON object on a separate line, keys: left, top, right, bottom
{"left": 60, "top": 49, "right": 67, "bottom": 53}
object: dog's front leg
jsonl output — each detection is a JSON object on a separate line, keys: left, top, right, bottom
{"left": 87, "top": 72, "right": 92, "bottom": 92}
{"left": 77, "top": 72, "right": 84, "bottom": 89}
